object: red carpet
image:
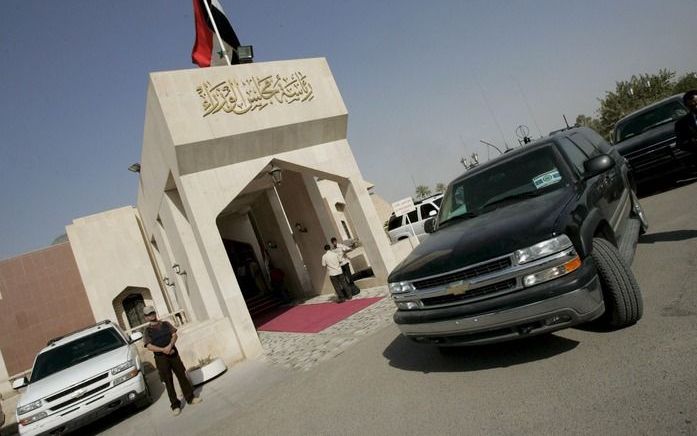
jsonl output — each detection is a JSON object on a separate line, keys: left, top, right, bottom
{"left": 255, "top": 297, "right": 383, "bottom": 333}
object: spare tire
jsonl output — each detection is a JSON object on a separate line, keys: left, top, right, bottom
{"left": 591, "top": 237, "right": 643, "bottom": 327}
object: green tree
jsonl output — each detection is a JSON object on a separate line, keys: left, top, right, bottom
{"left": 673, "top": 72, "right": 697, "bottom": 94}
{"left": 435, "top": 183, "right": 446, "bottom": 193}
{"left": 576, "top": 69, "right": 680, "bottom": 140}
{"left": 415, "top": 185, "right": 431, "bottom": 199}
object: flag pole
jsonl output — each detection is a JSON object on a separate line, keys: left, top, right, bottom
{"left": 201, "top": 0, "right": 232, "bottom": 66}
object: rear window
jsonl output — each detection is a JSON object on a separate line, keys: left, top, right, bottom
{"left": 387, "top": 215, "right": 403, "bottom": 231}
{"left": 31, "top": 328, "right": 126, "bottom": 382}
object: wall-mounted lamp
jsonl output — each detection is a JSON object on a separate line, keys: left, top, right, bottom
{"left": 172, "top": 264, "right": 185, "bottom": 275}
{"left": 128, "top": 163, "right": 141, "bottom": 173}
{"left": 267, "top": 241, "right": 278, "bottom": 249}
{"left": 268, "top": 165, "right": 283, "bottom": 186}
{"left": 294, "top": 223, "right": 308, "bottom": 233}
{"left": 163, "top": 277, "right": 174, "bottom": 286}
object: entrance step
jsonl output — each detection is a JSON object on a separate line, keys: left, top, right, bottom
{"left": 246, "top": 293, "right": 283, "bottom": 318}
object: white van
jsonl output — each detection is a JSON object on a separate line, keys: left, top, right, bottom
{"left": 386, "top": 194, "right": 443, "bottom": 243}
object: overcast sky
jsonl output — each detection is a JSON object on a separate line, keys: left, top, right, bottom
{"left": 1, "top": 0, "right": 696, "bottom": 259}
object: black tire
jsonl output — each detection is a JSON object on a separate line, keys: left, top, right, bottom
{"left": 630, "top": 190, "right": 648, "bottom": 235}
{"left": 591, "top": 237, "right": 643, "bottom": 328}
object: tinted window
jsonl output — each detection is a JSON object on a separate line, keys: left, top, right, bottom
{"left": 420, "top": 203, "right": 438, "bottom": 219}
{"left": 569, "top": 133, "right": 600, "bottom": 157}
{"left": 557, "top": 137, "right": 588, "bottom": 174}
{"left": 439, "top": 146, "right": 568, "bottom": 225}
{"left": 407, "top": 209, "right": 419, "bottom": 223}
{"left": 583, "top": 129, "right": 612, "bottom": 153}
{"left": 433, "top": 197, "right": 443, "bottom": 207}
{"left": 31, "top": 329, "right": 126, "bottom": 382}
{"left": 387, "top": 215, "right": 403, "bottom": 231}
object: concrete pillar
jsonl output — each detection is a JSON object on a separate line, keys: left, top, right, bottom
{"left": 160, "top": 190, "right": 224, "bottom": 321}
{"left": 152, "top": 223, "right": 191, "bottom": 320}
{"left": 266, "top": 189, "right": 314, "bottom": 295}
{"left": 341, "top": 177, "right": 398, "bottom": 282}
{"left": 302, "top": 173, "right": 338, "bottom": 242}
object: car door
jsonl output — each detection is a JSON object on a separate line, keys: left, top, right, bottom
{"left": 570, "top": 131, "right": 629, "bottom": 237}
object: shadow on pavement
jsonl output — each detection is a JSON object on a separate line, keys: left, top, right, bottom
{"left": 639, "top": 229, "right": 697, "bottom": 244}
{"left": 637, "top": 173, "right": 697, "bottom": 198}
{"left": 78, "top": 365, "right": 166, "bottom": 435}
{"left": 383, "top": 333, "right": 578, "bottom": 373}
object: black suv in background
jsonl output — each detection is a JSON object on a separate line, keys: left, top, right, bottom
{"left": 612, "top": 94, "right": 692, "bottom": 185}
{"left": 388, "top": 127, "right": 647, "bottom": 347}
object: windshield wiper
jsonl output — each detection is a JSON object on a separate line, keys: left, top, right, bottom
{"left": 439, "top": 211, "right": 479, "bottom": 226}
{"left": 481, "top": 191, "right": 542, "bottom": 209}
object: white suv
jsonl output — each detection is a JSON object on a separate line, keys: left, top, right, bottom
{"left": 12, "top": 320, "right": 150, "bottom": 436}
{"left": 386, "top": 194, "right": 443, "bottom": 243}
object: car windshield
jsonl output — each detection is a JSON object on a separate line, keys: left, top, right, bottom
{"left": 30, "top": 328, "right": 125, "bottom": 383}
{"left": 614, "top": 100, "right": 688, "bottom": 142}
{"left": 439, "top": 146, "right": 567, "bottom": 226}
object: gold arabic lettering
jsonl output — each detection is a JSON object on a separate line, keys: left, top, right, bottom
{"left": 196, "top": 72, "right": 314, "bottom": 117}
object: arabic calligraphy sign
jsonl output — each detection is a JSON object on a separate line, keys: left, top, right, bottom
{"left": 196, "top": 72, "right": 314, "bottom": 117}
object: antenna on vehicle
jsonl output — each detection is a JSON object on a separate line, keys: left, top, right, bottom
{"left": 563, "top": 114, "right": 571, "bottom": 129}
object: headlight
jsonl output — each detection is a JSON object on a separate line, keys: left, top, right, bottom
{"left": 111, "top": 361, "right": 135, "bottom": 375}
{"left": 515, "top": 235, "right": 573, "bottom": 264}
{"left": 113, "top": 368, "right": 140, "bottom": 386}
{"left": 396, "top": 301, "right": 420, "bottom": 310}
{"left": 523, "top": 255, "right": 582, "bottom": 287}
{"left": 389, "top": 281, "right": 415, "bottom": 295}
{"left": 17, "top": 400, "right": 42, "bottom": 416}
{"left": 18, "top": 411, "right": 48, "bottom": 426}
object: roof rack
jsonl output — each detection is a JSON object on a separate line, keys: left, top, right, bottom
{"left": 46, "top": 320, "right": 112, "bottom": 346}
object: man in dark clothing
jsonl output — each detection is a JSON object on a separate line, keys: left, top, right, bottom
{"left": 142, "top": 306, "right": 201, "bottom": 416}
{"left": 676, "top": 89, "right": 697, "bottom": 168}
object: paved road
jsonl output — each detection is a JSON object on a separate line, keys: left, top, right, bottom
{"left": 97, "top": 180, "right": 697, "bottom": 436}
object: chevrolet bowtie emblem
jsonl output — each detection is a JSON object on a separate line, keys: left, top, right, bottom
{"left": 72, "top": 388, "right": 85, "bottom": 399}
{"left": 448, "top": 281, "right": 470, "bottom": 295}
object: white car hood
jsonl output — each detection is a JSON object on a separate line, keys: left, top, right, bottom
{"left": 18, "top": 346, "right": 132, "bottom": 407}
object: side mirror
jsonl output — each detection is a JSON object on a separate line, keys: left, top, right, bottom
{"left": 129, "top": 331, "right": 143, "bottom": 343}
{"left": 12, "top": 377, "right": 28, "bottom": 390}
{"left": 424, "top": 217, "right": 437, "bottom": 234}
{"left": 428, "top": 210, "right": 437, "bottom": 217}
{"left": 583, "top": 154, "right": 615, "bottom": 178}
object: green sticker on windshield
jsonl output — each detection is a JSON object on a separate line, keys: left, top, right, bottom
{"left": 533, "top": 169, "right": 561, "bottom": 189}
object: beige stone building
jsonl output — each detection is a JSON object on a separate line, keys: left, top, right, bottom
{"left": 0, "top": 58, "right": 403, "bottom": 391}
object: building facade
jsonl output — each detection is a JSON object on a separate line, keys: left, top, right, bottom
{"left": 0, "top": 58, "right": 400, "bottom": 394}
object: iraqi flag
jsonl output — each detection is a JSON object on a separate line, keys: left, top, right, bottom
{"left": 191, "top": 0, "right": 241, "bottom": 67}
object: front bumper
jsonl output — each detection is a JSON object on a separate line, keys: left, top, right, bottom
{"left": 395, "top": 267, "right": 604, "bottom": 346}
{"left": 624, "top": 143, "right": 694, "bottom": 183}
{"left": 18, "top": 372, "right": 147, "bottom": 436}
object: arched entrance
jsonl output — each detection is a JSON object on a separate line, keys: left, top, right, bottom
{"left": 112, "top": 287, "right": 154, "bottom": 330}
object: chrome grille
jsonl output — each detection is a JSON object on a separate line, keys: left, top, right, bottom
{"left": 45, "top": 372, "right": 109, "bottom": 403}
{"left": 49, "top": 382, "right": 111, "bottom": 411}
{"left": 413, "top": 257, "right": 511, "bottom": 290}
{"left": 420, "top": 279, "right": 517, "bottom": 307}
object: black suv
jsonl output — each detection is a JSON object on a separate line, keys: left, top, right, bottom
{"left": 388, "top": 127, "right": 647, "bottom": 347}
{"left": 613, "top": 94, "right": 692, "bottom": 185}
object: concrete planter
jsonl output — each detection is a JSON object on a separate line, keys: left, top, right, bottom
{"left": 187, "top": 357, "right": 227, "bottom": 386}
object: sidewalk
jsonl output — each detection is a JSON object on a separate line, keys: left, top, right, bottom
{"left": 258, "top": 285, "right": 395, "bottom": 370}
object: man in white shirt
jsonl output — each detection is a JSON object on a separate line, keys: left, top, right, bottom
{"left": 331, "top": 237, "right": 360, "bottom": 296}
{"left": 322, "top": 244, "right": 352, "bottom": 302}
